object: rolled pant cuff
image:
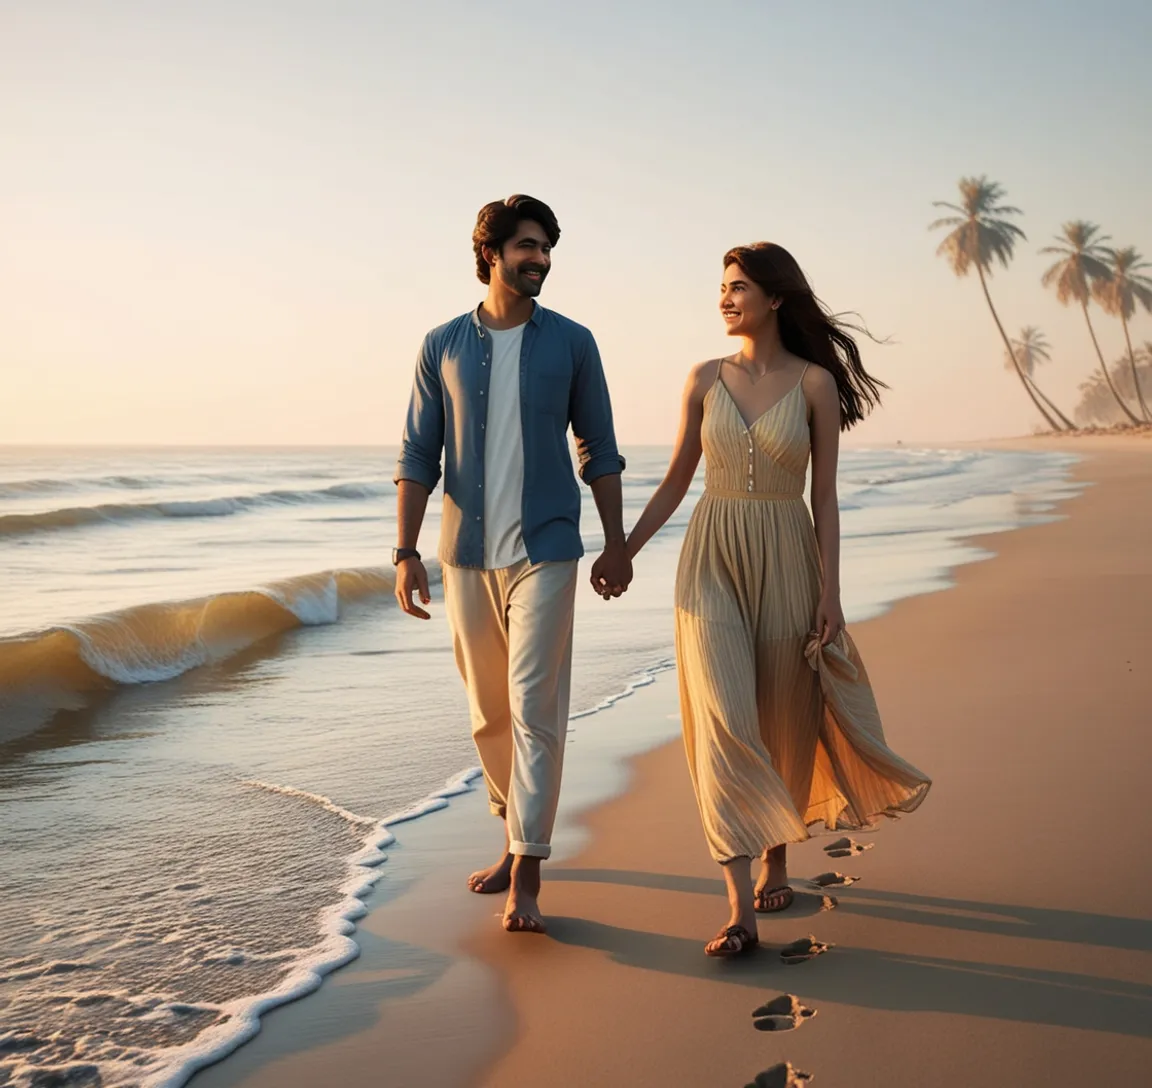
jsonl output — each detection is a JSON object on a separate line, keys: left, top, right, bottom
{"left": 509, "top": 840, "right": 551, "bottom": 859}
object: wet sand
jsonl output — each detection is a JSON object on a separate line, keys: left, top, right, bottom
{"left": 197, "top": 435, "right": 1152, "bottom": 1087}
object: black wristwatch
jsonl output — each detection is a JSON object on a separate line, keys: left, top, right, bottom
{"left": 392, "top": 547, "right": 421, "bottom": 566}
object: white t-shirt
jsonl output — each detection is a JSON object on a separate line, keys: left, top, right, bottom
{"left": 482, "top": 323, "right": 528, "bottom": 569}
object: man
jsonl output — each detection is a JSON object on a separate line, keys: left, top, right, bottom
{"left": 393, "top": 194, "right": 631, "bottom": 934}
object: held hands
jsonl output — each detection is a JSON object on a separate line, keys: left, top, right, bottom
{"left": 395, "top": 558, "right": 432, "bottom": 620}
{"left": 589, "top": 541, "right": 633, "bottom": 601}
{"left": 813, "top": 592, "right": 846, "bottom": 647}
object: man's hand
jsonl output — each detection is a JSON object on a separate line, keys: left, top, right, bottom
{"left": 589, "top": 542, "right": 633, "bottom": 600}
{"left": 395, "top": 559, "right": 432, "bottom": 619}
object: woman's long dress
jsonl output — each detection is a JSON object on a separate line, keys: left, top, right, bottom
{"left": 674, "top": 367, "right": 931, "bottom": 862}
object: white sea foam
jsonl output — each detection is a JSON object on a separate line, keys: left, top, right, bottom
{"left": 99, "top": 770, "right": 494, "bottom": 1088}
{"left": 240, "top": 781, "right": 381, "bottom": 830}
{"left": 568, "top": 658, "right": 677, "bottom": 721}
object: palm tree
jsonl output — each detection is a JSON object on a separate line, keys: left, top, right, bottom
{"left": 1040, "top": 221, "right": 1141, "bottom": 424}
{"left": 1075, "top": 351, "right": 1152, "bottom": 427}
{"left": 1093, "top": 247, "right": 1152, "bottom": 420}
{"left": 930, "top": 176, "right": 1068, "bottom": 431}
{"left": 1004, "top": 326, "right": 1070, "bottom": 425}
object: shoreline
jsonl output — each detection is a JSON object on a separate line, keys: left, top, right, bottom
{"left": 189, "top": 659, "right": 686, "bottom": 1088}
{"left": 186, "top": 435, "right": 1150, "bottom": 1088}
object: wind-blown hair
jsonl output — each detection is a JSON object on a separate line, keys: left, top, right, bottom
{"left": 724, "top": 242, "right": 886, "bottom": 429}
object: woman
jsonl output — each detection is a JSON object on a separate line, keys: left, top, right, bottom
{"left": 620, "top": 243, "right": 930, "bottom": 957}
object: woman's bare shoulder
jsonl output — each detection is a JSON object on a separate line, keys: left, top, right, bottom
{"left": 801, "top": 360, "right": 838, "bottom": 397}
{"left": 686, "top": 357, "right": 724, "bottom": 396}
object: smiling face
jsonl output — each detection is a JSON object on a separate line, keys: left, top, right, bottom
{"left": 719, "top": 261, "right": 778, "bottom": 337}
{"left": 487, "top": 220, "right": 553, "bottom": 298}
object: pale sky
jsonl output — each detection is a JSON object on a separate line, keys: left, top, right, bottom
{"left": 2, "top": 1, "right": 1150, "bottom": 447}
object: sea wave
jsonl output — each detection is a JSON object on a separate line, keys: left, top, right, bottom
{"left": 845, "top": 464, "right": 973, "bottom": 488}
{"left": 0, "top": 564, "right": 430, "bottom": 741}
{"left": 0, "top": 482, "right": 393, "bottom": 538}
{"left": 0, "top": 474, "right": 168, "bottom": 498}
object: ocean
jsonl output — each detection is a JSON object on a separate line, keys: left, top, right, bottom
{"left": 0, "top": 444, "right": 1079, "bottom": 1087}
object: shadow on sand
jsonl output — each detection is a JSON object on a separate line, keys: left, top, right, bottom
{"left": 550, "top": 867, "right": 1152, "bottom": 952}
{"left": 545, "top": 867, "right": 1152, "bottom": 1039}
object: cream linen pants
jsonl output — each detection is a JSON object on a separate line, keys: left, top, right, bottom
{"left": 442, "top": 558, "right": 578, "bottom": 859}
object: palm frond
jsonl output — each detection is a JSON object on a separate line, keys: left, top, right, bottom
{"left": 929, "top": 177, "right": 1028, "bottom": 278}
{"left": 1091, "top": 245, "right": 1152, "bottom": 318}
{"left": 1005, "top": 326, "right": 1052, "bottom": 376}
{"left": 1080, "top": 254, "right": 1112, "bottom": 280}
{"left": 1040, "top": 222, "right": 1116, "bottom": 308}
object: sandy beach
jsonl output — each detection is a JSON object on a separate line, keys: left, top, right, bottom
{"left": 191, "top": 435, "right": 1151, "bottom": 1088}
{"left": 464, "top": 435, "right": 1152, "bottom": 1087}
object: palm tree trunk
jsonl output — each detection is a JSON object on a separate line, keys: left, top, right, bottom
{"left": 977, "top": 265, "right": 1065, "bottom": 431}
{"left": 1082, "top": 301, "right": 1142, "bottom": 425}
{"left": 1027, "top": 375, "right": 1076, "bottom": 430}
{"left": 1120, "top": 313, "right": 1151, "bottom": 421}
{"left": 1026, "top": 376, "right": 1071, "bottom": 427}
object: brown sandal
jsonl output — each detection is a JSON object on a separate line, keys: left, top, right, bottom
{"left": 755, "top": 885, "right": 795, "bottom": 914}
{"left": 705, "top": 924, "right": 760, "bottom": 958}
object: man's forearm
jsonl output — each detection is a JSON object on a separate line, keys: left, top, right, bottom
{"left": 397, "top": 479, "right": 431, "bottom": 550}
{"left": 589, "top": 473, "right": 625, "bottom": 547}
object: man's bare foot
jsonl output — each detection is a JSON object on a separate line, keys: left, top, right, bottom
{"left": 467, "top": 853, "right": 513, "bottom": 894}
{"left": 755, "top": 845, "right": 793, "bottom": 913}
{"left": 468, "top": 824, "right": 512, "bottom": 894}
{"left": 502, "top": 856, "right": 546, "bottom": 934}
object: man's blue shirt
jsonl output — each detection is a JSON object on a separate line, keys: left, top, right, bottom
{"left": 395, "top": 303, "right": 625, "bottom": 568}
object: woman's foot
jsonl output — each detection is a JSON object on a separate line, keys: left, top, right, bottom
{"left": 754, "top": 886, "right": 795, "bottom": 913}
{"left": 467, "top": 853, "right": 513, "bottom": 894}
{"left": 708, "top": 855, "right": 759, "bottom": 955}
{"left": 755, "top": 845, "right": 792, "bottom": 913}
{"left": 705, "top": 919, "right": 760, "bottom": 957}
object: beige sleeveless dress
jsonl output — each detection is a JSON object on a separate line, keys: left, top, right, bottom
{"left": 674, "top": 362, "right": 931, "bottom": 863}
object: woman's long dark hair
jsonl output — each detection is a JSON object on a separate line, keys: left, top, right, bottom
{"left": 724, "top": 242, "right": 886, "bottom": 430}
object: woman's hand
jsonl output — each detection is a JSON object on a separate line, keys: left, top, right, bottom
{"left": 813, "top": 593, "right": 846, "bottom": 646}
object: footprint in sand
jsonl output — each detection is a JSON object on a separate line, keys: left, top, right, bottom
{"left": 823, "top": 837, "right": 873, "bottom": 859}
{"left": 811, "top": 871, "right": 860, "bottom": 889}
{"left": 779, "top": 936, "right": 833, "bottom": 965}
{"left": 744, "top": 1062, "right": 814, "bottom": 1086}
{"left": 752, "top": 994, "right": 817, "bottom": 1032}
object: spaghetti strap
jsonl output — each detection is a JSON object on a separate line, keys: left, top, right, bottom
{"left": 703, "top": 357, "right": 726, "bottom": 399}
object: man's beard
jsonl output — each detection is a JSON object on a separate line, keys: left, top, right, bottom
{"left": 499, "top": 260, "right": 549, "bottom": 298}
